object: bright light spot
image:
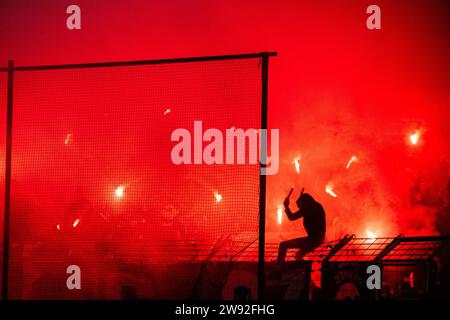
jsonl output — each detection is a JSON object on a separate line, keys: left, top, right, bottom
{"left": 64, "top": 133, "right": 72, "bottom": 145}
{"left": 115, "top": 185, "right": 125, "bottom": 198}
{"left": 294, "top": 156, "right": 301, "bottom": 174}
{"left": 409, "top": 129, "right": 421, "bottom": 145}
{"left": 163, "top": 108, "right": 171, "bottom": 116}
{"left": 214, "top": 192, "right": 222, "bottom": 203}
{"left": 366, "top": 230, "right": 376, "bottom": 240}
{"left": 277, "top": 206, "right": 283, "bottom": 225}
{"left": 325, "top": 183, "right": 337, "bottom": 198}
{"left": 73, "top": 219, "right": 80, "bottom": 228}
{"left": 346, "top": 155, "right": 358, "bottom": 169}
{"left": 56, "top": 224, "right": 61, "bottom": 231}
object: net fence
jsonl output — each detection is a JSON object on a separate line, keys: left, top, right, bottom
{"left": 0, "top": 56, "right": 264, "bottom": 299}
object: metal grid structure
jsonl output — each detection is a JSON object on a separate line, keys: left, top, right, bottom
{"left": 381, "top": 237, "right": 445, "bottom": 261}
{"left": 328, "top": 237, "right": 394, "bottom": 262}
{"left": 312, "top": 234, "right": 448, "bottom": 300}
{"left": 193, "top": 235, "right": 447, "bottom": 263}
{"left": 221, "top": 234, "right": 447, "bottom": 299}
{"left": 301, "top": 235, "right": 447, "bottom": 263}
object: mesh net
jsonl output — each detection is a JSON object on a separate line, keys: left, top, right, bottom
{"left": 4, "top": 58, "right": 263, "bottom": 299}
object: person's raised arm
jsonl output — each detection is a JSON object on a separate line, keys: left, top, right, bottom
{"left": 283, "top": 197, "right": 304, "bottom": 221}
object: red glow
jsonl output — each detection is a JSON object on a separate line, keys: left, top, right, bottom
{"left": 73, "top": 218, "right": 80, "bottom": 228}
{"left": 214, "top": 192, "right": 222, "bottom": 203}
{"left": 346, "top": 155, "right": 358, "bottom": 169}
{"left": 64, "top": 133, "right": 72, "bottom": 145}
{"left": 325, "top": 183, "right": 337, "bottom": 198}
{"left": 115, "top": 185, "right": 125, "bottom": 198}
{"left": 409, "top": 129, "right": 421, "bottom": 145}
{"left": 277, "top": 206, "right": 283, "bottom": 225}
{"left": 2, "top": 1, "right": 448, "bottom": 242}
{"left": 294, "top": 156, "right": 301, "bottom": 174}
{"left": 0, "top": 0, "right": 449, "bottom": 299}
{"left": 366, "top": 230, "right": 376, "bottom": 243}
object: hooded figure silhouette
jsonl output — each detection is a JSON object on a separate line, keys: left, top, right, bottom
{"left": 276, "top": 191, "right": 326, "bottom": 269}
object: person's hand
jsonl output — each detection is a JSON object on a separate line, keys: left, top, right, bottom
{"left": 283, "top": 197, "right": 290, "bottom": 209}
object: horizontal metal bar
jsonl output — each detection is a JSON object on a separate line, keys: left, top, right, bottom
{"left": 9, "top": 52, "right": 277, "bottom": 71}
{"left": 379, "top": 260, "right": 433, "bottom": 265}
{"left": 399, "top": 236, "right": 448, "bottom": 242}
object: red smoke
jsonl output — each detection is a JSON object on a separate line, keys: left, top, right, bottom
{"left": 1, "top": 0, "right": 450, "bottom": 241}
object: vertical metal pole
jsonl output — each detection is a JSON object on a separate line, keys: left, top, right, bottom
{"left": 2, "top": 60, "right": 14, "bottom": 300}
{"left": 257, "top": 53, "right": 269, "bottom": 300}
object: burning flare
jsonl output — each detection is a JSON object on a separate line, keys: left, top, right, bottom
{"left": 73, "top": 218, "right": 80, "bottom": 228}
{"left": 294, "top": 156, "right": 301, "bottom": 174}
{"left": 214, "top": 192, "right": 222, "bottom": 203}
{"left": 277, "top": 206, "right": 283, "bottom": 225}
{"left": 325, "top": 183, "right": 337, "bottom": 198}
{"left": 115, "top": 185, "right": 125, "bottom": 198}
{"left": 366, "top": 230, "right": 377, "bottom": 243}
{"left": 64, "top": 133, "right": 72, "bottom": 145}
{"left": 346, "top": 155, "right": 358, "bottom": 169}
{"left": 366, "top": 230, "right": 376, "bottom": 240}
{"left": 409, "top": 129, "right": 421, "bottom": 145}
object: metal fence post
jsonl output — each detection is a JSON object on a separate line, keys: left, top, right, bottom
{"left": 257, "top": 53, "right": 269, "bottom": 300}
{"left": 2, "top": 60, "right": 14, "bottom": 300}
